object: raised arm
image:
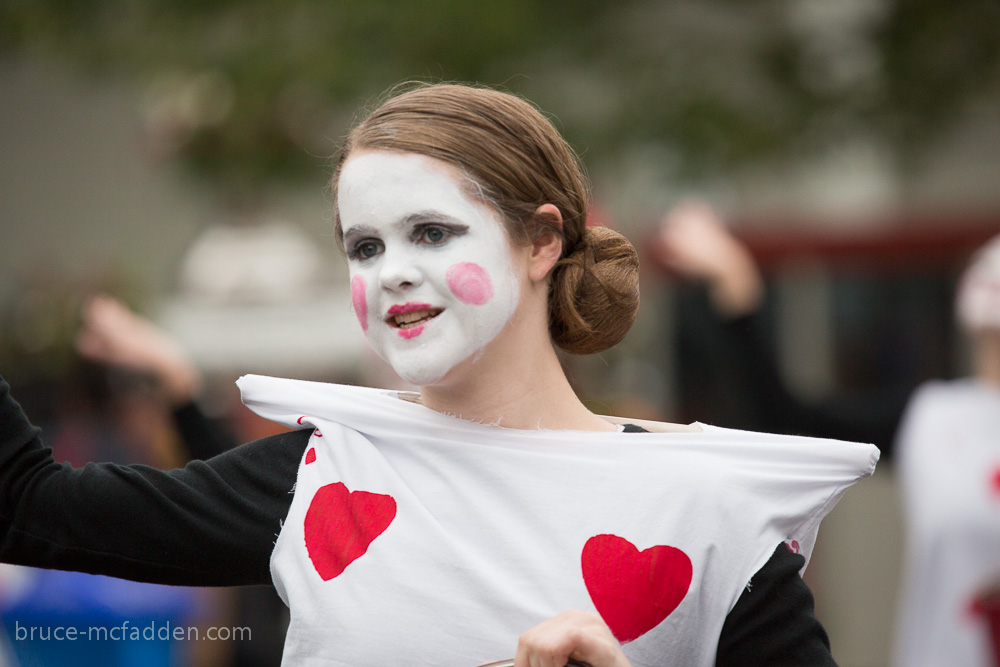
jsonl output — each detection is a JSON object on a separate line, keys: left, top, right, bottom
{"left": 0, "top": 375, "right": 307, "bottom": 587}
{"left": 76, "top": 295, "right": 202, "bottom": 404}
{"left": 75, "top": 294, "right": 238, "bottom": 458}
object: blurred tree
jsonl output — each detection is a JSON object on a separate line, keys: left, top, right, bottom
{"left": 2, "top": 0, "right": 997, "bottom": 191}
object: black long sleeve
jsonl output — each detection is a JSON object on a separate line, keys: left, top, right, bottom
{"left": 723, "top": 312, "right": 908, "bottom": 457}
{"left": 0, "top": 376, "right": 309, "bottom": 586}
{"left": 674, "top": 285, "right": 908, "bottom": 459}
{"left": 715, "top": 543, "right": 836, "bottom": 666}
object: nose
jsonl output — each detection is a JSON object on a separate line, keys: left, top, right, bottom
{"left": 377, "top": 248, "right": 424, "bottom": 293}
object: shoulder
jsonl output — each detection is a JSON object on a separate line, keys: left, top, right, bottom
{"left": 909, "top": 377, "right": 968, "bottom": 403}
{"left": 247, "top": 427, "right": 313, "bottom": 448}
{"left": 901, "top": 378, "right": 994, "bottom": 429}
{"left": 205, "top": 427, "right": 312, "bottom": 473}
{"left": 237, "top": 427, "right": 312, "bottom": 453}
{"left": 896, "top": 378, "right": 1000, "bottom": 456}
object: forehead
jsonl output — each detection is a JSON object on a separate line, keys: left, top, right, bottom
{"left": 338, "top": 151, "right": 497, "bottom": 229}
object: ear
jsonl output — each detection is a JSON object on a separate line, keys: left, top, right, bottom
{"left": 527, "top": 203, "right": 564, "bottom": 282}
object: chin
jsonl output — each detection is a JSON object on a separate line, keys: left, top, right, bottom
{"left": 387, "top": 353, "right": 454, "bottom": 387}
{"left": 396, "top": 366, "right": 448, "bottom": 387}
{"left": 381, "top": 333, "right": 500, "bottom": 388}
{"left": 390, "top": 349, "right": 484, "bottom": 389}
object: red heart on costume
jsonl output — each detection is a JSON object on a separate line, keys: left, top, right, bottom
{"left": 581, "top": 534, "right": 692, "bottom": 643}
{"left": 304, "top": 482, "right": 397, "bottom": 581}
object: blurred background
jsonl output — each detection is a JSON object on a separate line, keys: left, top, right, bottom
{"left": 1, "top": 1, "right": 999, "bottom": 666}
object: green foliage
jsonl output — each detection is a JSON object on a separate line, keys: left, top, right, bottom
{"left": 3, "top": 0, "right": 997, "bottom": 189}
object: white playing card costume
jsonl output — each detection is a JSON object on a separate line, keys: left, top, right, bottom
{"left": 237, "top": 374, "right": 880, "bottom": 667}
{"left": 892, "top": 379, "right": 1000, "bottom": 667}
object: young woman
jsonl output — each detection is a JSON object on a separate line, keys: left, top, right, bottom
{"left": 1, "top": 82, "right": 878, "bottom": 667}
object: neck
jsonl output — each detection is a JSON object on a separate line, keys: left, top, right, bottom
{"left": 974, "top": 330, "right": 1000, "bottom": 388}
{"left": 419, "top": 353, "right": 613, "bottom": 431}
{"left": 417, "top": 303, "right": 615, "bottom": 432}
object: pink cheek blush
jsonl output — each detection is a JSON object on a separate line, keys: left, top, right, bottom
{"left": 397, "top": 324, "right": 425, "bottom": 340}
{"left": 351, "top": 275, "right": 368, "bottom": 331}
{"left": 446, "top": 262, "right": 494, "bottom": 305}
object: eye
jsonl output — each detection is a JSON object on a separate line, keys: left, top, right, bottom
{"left": 349, "top": 239, "right": 384, "bottom": 261}
{"left": 418, "top": 225, "right": 452, "bottom": 245}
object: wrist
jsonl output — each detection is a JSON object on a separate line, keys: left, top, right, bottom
{"left": 708, "top": 252, "right": 763, "bottom": 318}
{"left": 158, "top": 363, "right": 202, "bottom": 405}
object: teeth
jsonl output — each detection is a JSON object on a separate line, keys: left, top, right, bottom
{"left": 393, "top": 309, "right": 440, "bottom": 328}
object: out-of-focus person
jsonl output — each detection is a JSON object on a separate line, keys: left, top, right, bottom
{"left": 656, "top": 201, "right": 910, "bottom": 453}
{"left": 891, "top": 233, "right": 1000, "bottom": 667}
{"left": 75, "top": 294, "right": 289, "bottom": 667}
{"left": 0, "top": 349, "right": 226, "bottom": 667}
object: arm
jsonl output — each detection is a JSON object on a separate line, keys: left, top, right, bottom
{"left": 75, "top": 294, "right": 240, "bottom": 459}
{"left": 659, "top": 202, "right": 906, "bottom": 455}
{"left": 75, "top": 295, "right": 202, "bottom": 405}
{"left": 715, "top": 543, "right": 836, "bottom": 666}
{"left": 656, "top": 200, "right": 764, "bottom": 320}
{"left": 721, "top": 312, "right": 909, "bottom": 455}
{"left": 0, "top": 375, "right": 309, "bottom": 587}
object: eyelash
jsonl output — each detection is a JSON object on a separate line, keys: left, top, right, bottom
{"left": 346, "top": 224, "right": 465, "bottom": 261}
{"left": 347, "top": 239, "right": 384, "bottom": 261}
{"left": 413, "top": 224, "right": 456, "bottom": 245}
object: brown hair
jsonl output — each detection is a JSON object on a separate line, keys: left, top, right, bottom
{"left": 332, "top": 82, "right": 639, "bottom": 354}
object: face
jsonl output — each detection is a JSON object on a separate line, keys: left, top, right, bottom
{"left": 338, "top": 151, "right": 522, "bottom": 386}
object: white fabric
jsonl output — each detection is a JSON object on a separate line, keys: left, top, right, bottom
{"left": 237, "top": 374, "right": 879, "bottom": 667}
{"left": 892, "top": 379, "right": 1000, "bottom": 667}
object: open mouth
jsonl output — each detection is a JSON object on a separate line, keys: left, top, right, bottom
{"left": 386, "top": 303, "right": 443, "bottom": 330}
{"left": 392, "top": 309, "right": 441, "bottom": 329}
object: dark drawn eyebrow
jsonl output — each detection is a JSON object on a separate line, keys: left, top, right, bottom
{"left": 342, "top": 224, "right": 378, "bottom": 244}
{"left": 401, "top": 211, "right": 469, "bottom": 231}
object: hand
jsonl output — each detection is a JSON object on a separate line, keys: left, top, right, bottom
{"left": 657, "top": 200, "right": 763, "bottom": 318}
{"left": 75, "top": 295, "right": 201, "bottom": 404}
{"left": 514, "top": 610, "right": 631, "bottom": 667}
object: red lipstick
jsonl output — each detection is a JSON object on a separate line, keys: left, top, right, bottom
{"left": 387, "top": 302, "right": 433, "bottom": 315}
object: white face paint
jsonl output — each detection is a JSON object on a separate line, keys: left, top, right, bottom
{"left": 339, "top": 151, "right": 522, "bottom": 386}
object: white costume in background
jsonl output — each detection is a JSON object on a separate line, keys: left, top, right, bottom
{"left": 239, "top": 375, "right": 879, "bottom": 667}
{"left": 893, "top": 379, "right": 1000, "bottom": 667}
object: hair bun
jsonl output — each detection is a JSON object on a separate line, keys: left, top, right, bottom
{"left": 548, "top": 226, "right": 640, "bottom": 354}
